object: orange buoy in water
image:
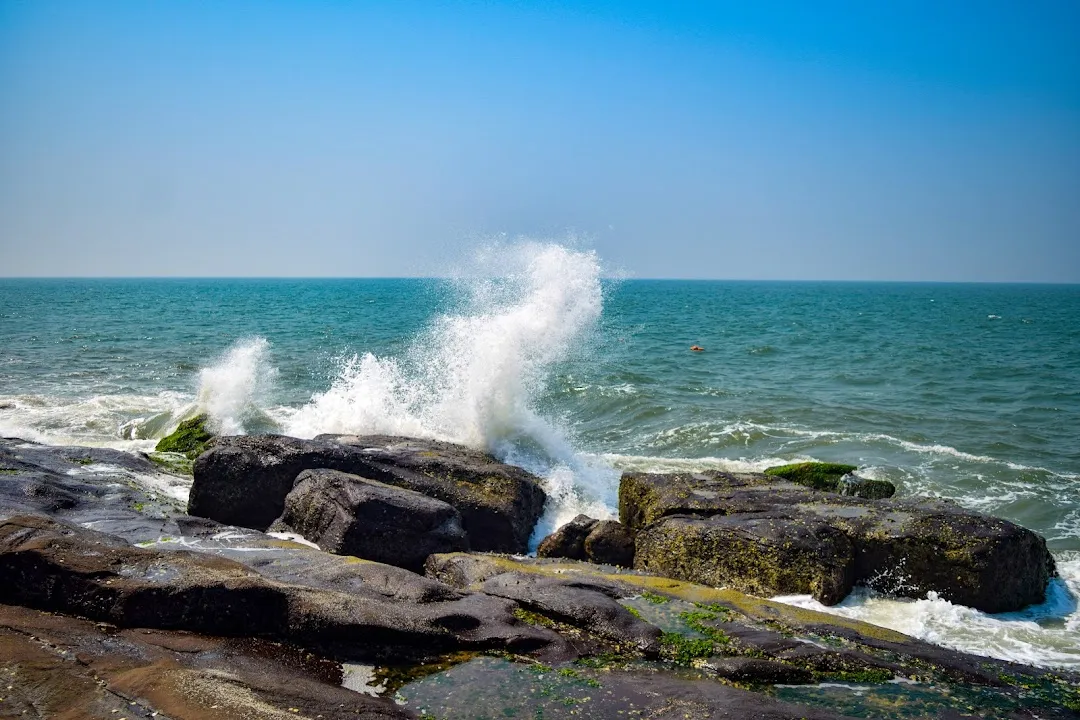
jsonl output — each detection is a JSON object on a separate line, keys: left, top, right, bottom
{"left": 690, "top": 345, "right": 704, "bottom": 352}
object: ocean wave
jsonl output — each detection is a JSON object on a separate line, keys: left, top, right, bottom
{"left": 0, "top": 391, "right": 191, "bottom": 450}
{"left": 640, "top": 420, "right": 1077, "bottom": 481}
{"left": 595, "top": 451, "right": 799, "bottom": 475}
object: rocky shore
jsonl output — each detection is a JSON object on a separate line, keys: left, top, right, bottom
{"left": 0, "top": 428, "right": 1077, "bottom": 719}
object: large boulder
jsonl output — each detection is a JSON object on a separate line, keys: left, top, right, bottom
{"left": 535, "top": 513, "right": 597, "bottom": 560}
{"left": 583, "top": 519, "right": 636, "bottom": 567}
{"left": 621, "top": 470, "right": 1055, "bottom": 612}
{"left": 635, "top": 512, "right": 855, "bottom": 605}
{"left": 272, "top": 468, "right": 469, "bottom": 571}
{"left": 189, "top": 434, "right": 546, "bottom": 553}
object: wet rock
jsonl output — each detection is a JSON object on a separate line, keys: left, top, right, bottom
{"left": 272, "top": 468, "right": 469, "bottom": 571}
{"left": 191, "top": 434, "right": 545, "bottom": 553}
{"left": 0, "top": 515, "right": 559, "bottom": 660}
{"left": 0, "top": 437, "right": 191, "bottom": 542}
{"left": 426, "top": 552, "right": 660, "bottom": 653}
{"left": 536, "top": 513, "right": 598, "bottom": 560}
{"left": 425, "top": 552, "right": 1080, "bottom": 718}
{"left": 584, "top": 519, "right": 636, "bottom": 567}
{"left": 836, "top": 472, "right": 896, "bottom": 499}
{"left": 635, "top": 512, "right": 856, "bottom": 605}
{"left": 0, "top": 603, "right": 412, "bottom": 720}
{"left": 394, "top": 654, "right": 856, "bottom": 720}
{"left": 620, "top": 470, "right": 1054, "bottom": 611}
{"left": 829, "top": 501, "right": 1057, "bottom": 613}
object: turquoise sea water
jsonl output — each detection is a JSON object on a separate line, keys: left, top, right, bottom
{"left": 1, "top": 244, "right": 1078, "bottom": 667}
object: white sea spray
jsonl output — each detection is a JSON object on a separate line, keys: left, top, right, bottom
{"left": 196, "top": 337, "right": 278, "bottom": 435}
{"left": 286, "top": 241, "right": 615, "bottom": 544}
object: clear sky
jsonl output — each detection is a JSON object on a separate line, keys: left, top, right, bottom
{"left": 1, "top": 1, "right": 1078, "bottom": 281}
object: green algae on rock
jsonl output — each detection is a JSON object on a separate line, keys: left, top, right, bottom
{"left": 154, "top": 414, "right": 214, "bottom": 459}
{"left": 762, "top": 462, "right": 895, "bottom": 499}
{"left": 764, "top": 462, "right": 857, "bottom": 488}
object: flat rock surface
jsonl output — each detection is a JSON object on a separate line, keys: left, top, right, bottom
{"left": 0, "top": 515, "right": 558, "bottom": 662}
{"left": 424, "top": 553, "right": 1080, "bottom": 719}
{"left": 0, "top": 604, "right": 412, "bottom": 720}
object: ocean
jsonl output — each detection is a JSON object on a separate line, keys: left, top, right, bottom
{"left": 1, "top": 243, "right": 1078, "bottom": 668}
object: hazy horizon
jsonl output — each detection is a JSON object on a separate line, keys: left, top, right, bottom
{"left": 2, "top": 2, "right": 1077, "bottom": 282}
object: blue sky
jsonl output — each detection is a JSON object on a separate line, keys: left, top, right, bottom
{"left": 1, "top": 1, "right": 1077, "bottom": 280}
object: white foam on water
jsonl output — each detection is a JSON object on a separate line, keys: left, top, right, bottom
{"left": 195, "top": 337, "right": 279, "bottom": 435}
{"left": 773, "top": 552, "right": 1080, "bottom": 670}
{"left": 598, "top": 451, "right": 806, "bottom": 475}
{"left": 286, "top": 241, "right": 613, "bottom": 546}
{"left": 0, "top": 391, "right": 191, "bottom": 450}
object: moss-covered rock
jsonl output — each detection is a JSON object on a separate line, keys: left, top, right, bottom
{"left": 423, "top": 552, "right": 1080, "bottom": 719}
{"left": 763, "top": 462, "right": 858, "bottom": 491}
{"left": 154, "top": 414, "right": 214, "bottom": 459}
{"left": 759, "top": 462, "right": 895, "bottom": 499}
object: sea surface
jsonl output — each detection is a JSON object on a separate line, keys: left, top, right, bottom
{"left": 1, "top": 243, "right": 1078, "bottom": 668}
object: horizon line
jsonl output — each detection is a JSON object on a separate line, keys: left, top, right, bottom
{"left": 0, "top": 276, "right": 1077, "bottom": 286}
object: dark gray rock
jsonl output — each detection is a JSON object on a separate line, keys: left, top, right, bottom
{"left": 584, "top": 519, "right": 636, "bottom": 567}
{"left": 0, "top": 515, "right": 559, "bottom": 660}
{"left": 535, "top": 513, "right": 597, "bottom": 560}
{"left": 621, "top": 470, "right": 1055, "bottom": 612}
{"left": 190, "top": 434, "right": 546, "bottom": 553}
{"left": 0, "top": 437, "right": 192, "bottom": 543}
{"left": 272, "top": 468, "right": 468, "bottom": 571}
{"left": 536, "top": 516, "right": 635, "bottom": 567}
{"left": 837, "top": 472, "right": 896, "bottom": 500}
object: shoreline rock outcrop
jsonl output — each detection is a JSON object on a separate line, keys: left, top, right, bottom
{"left": 2, "top": 436, "right": 1077, "bottom": 720}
